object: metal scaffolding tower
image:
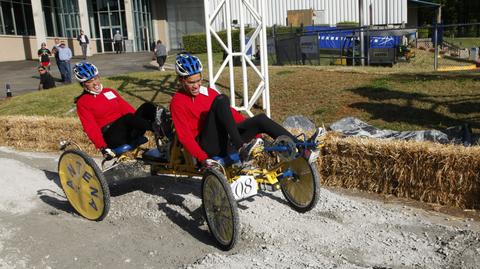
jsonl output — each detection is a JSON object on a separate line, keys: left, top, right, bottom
{"left": 203, "top": 0, "right": 270, "bottom": 117}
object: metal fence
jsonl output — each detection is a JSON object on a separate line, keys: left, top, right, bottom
{"left": 267, "top": 23, "right": 480, "bottom": 72}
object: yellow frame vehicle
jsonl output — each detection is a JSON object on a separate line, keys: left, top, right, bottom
{"left": 58, "top": 109, "right": 323, "bottom": 250}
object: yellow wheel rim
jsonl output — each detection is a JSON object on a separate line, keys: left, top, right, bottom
{"left": 58, "top": 151, "right": 106, "bottom": 220}
{"left": 203, "top": 174, "right": 234, "bottom": 245}
{"left": 281, "top": 157, "right": 314, "bottom": 207}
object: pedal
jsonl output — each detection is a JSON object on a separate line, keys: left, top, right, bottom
{"left": 260, "top": 183, "right": 280, "bottom": 192}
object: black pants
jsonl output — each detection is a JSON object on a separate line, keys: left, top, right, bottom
{"left": 114, "top": 41, "right": 122, "bottom": 54}
{"left": 156, "top": 56, "right": 166, "bottom": 68}
{"left": 103, "top": 102, "right": 156, "bottom": 148}
{"left": 198, "top": 94, "right": 295, "bottom": 158}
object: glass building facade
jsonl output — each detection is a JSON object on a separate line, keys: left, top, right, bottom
{"left": 0, "top": 0, "right": 154, "bottom": 54}
{"left": 42, "top": 0, "right": 80, "bottom": 38}
{"left": 88, "top": 0, "right": 127, "bottom": 52}
{"left": 132, "top": 0, "right": 152, "bottom": 51}
{"left": 0, "top": 0, "right": 35, "bottom": 36}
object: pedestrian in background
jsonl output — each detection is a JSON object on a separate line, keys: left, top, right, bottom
{"left": 57, "top": 41, "right": 72, "bottom": 84}
{"left": 51, "top": 38, "right": 64, "bottom": 82}
{"left": 77, "top": 30, "right": 89, "bottom": 60}
{"left": 154, "top": 40, "right": 168, "bottom": 71}
{"left": 37, "top": 66, "right": 56, "bottom": 90}
{"left": 37, "top": 42, "right": 51, "bottom": 70}
{"left": 113, "top": 30, "right": 123, "bottom": 54}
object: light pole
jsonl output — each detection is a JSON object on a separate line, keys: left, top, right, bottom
{"left": 359, "top": 0, "right": 365, "bottom": 66}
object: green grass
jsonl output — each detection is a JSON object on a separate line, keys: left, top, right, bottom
{"left": 2, "top": 55, "right": 480, "bottom": 133}
{"left": 444, "top": 37, "right": 480, "bottom": 49}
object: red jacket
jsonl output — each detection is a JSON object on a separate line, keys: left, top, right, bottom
{"left": 170, "top": 86, "right": 245, "bottom": 162}
{"left": 76, "top": 88, "right": 135, "bottom": 149}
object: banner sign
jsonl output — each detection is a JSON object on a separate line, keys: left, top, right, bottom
{"left": 369, "top": 36, "right": 401, "bottom": 48}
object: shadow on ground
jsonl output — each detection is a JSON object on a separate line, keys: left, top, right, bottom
{"left": 110, "top": 74, "right": 178, "bottom": 103}
{"left": 37, "top": 170, "right": 215, "bottom": 247}
{"left": 347, "top": 72, "right": 480, "bottom": 130}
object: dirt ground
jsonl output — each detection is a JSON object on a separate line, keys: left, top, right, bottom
{"left": 0, "top": 146, "right": 479, "bottom": 269}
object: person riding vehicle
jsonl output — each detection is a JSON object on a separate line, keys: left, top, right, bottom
{"left": 170, "top": 53, "right": 300, "bottom": 168}
{"left": 73, "top": 62, "right": 156, "bottom": 160}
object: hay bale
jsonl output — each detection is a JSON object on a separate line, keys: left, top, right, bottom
{"left": 0, "top": 116, "right": 155, "bottom": 156}
{"left": 0, "top": 115, "right": 96, "bottom": 154}
{"left": 320, "top": 136, "right": 480, "bottom": 209}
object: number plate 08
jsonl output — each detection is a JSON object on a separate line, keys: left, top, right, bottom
{"left": 230, "top": 176, "right": 257, "bottom": 201}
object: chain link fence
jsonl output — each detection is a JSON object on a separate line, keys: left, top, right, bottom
{"left": 267, "top": 23, "right": 480, "bottom": 72}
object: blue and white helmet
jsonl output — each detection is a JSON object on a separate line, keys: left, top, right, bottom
{"left": 175, "top": 53, "right": 203, "bottom": 77}
{"left": 73, "top": 61, "right": 99, "bottom": 82}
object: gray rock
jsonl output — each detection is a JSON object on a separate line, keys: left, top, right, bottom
{"left": 282, "top": 115, "right": 316, "bottom": 133}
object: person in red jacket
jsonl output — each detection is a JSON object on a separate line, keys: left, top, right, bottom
{"left": 74, "top": 62, "right": 155, "bottom": 160}
{"left": 170, "top": 53, "right": 297, "bottom": 167}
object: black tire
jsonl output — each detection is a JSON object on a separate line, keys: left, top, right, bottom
{"left": 280, "top": 157, "right": 320, "bottom": 213}
{"left": 201, "top": 169, "right": 239, "bottom": 250}
{"left": 58, "top": 149, "right": 110, "bottom": 221}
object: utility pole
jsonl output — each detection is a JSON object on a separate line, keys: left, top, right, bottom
{"left": 434, "top": 5, "right": 442, "bottom": 70}
{"left": 359, "top": 0, "right": 365, "bottom": 66}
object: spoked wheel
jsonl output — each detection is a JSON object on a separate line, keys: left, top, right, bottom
{"left": 58, "top": 149, "right": 110, "bottom": 221}
{"left": 201, "top": 169, "right": 239, "bottom": 250}
{"left": 280, "top": 157, "right": 320, "bottom": 213}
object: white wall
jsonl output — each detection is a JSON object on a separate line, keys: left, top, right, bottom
{"left": 209, "top": 0, "right": 408, "bottom": 30}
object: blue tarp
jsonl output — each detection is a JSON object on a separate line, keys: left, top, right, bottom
{"left": 303, "top": 26, "right": 401, "bottom": 49}
{"left": 304, "top": 26, "right": 355, "bottom": 49}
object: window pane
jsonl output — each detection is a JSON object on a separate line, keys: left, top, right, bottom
{"left": 12, "top": 3, "right": 26, "bottom": 35}
{"left": 44, "top": 5, "right": 54, "bottom": 36}
{"left": 55, "top": 10, "right": 64, "bottom": 36}
{"left": 99, "top": 12, "right": 108, "bottom": 26}
{"left": 108, "top": 0, "right": 118, "bottom": 10}
{"left": 24, "top": 3, "right": 35, "bottom": 35}
{"left": 97, "top": 0, "right": 108, "bottom": 12}
{"left": 110, "top": 12, "right": 119, "bottom": 25}
{"left": 90, "top": 10, "right": 100, "bottom": 38}
{"left": 2, "top": 2, "right": 15, "bottom": 35}
{"left": 64, "top": 14, "right": 70, "bottom": 28}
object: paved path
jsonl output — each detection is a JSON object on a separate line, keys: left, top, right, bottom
{"left": 0, "top": 52, "right": 173, "bottom": 98}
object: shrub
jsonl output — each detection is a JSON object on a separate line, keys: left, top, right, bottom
{"left": 336, "top": 21, "right": 359, "bottom": 28}
{"left": 183, "top": 26, "right": 302, "bottom": 54}
{"left": 418, "top": 28, "right": 429, "bottom": 39}
{"left": 183, "top": 30, "right": 247, "bottom": 54}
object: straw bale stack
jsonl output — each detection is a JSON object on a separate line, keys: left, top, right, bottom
{"left": 0, "top": 115, "right": 96, "bottom": 154}
{"left": 320, "top": 136, "right": 480, "bottom": 209}
{"left": 1, "top": 117, "right": 479, "bottom": 209}
{"left": 0, "top": 116, "right": 158, "bottom": 155}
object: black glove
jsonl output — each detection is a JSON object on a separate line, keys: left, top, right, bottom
{"left": 101, "top": 148, "right": 116, "bottom": 160}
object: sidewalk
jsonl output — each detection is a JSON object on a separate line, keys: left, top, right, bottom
{"left": 0, "top": 52, "right": 173, "bottom": 98}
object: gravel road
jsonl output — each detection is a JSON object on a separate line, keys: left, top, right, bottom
{"left": 0, "top": 146, "right": 479, "bottom": 269}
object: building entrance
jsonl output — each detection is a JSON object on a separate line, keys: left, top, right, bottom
{"left": 90, "top": 0, "right": 126, "bottom": 53}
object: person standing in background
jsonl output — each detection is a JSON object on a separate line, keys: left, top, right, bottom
{"left": 154, "top": 40, "right": 168, "bottom": 71}
{"left": 51, "top": 38, "right": 64, "bottom": 82}
{"left": 77, "top": 30, "right": 90, "bottom": 60}
{"left": 57, "top": 41, "right": 73, "bottom": 84}
{"left": 113, "top": 30, "right": 123, "bottom": 54}
{"left": 37, "top": 42, "right": 52, "bottom": 70}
